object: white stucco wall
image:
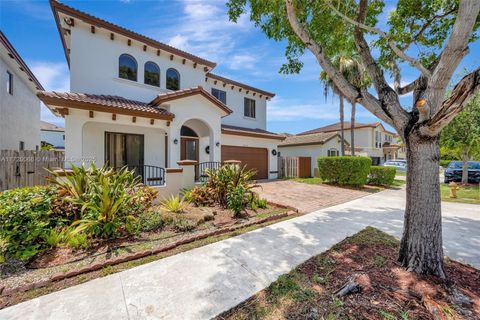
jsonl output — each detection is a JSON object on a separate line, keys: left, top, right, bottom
{"left": 221, "top": 134, "right": 279, "bottom": 180}
{"left": 279, "top": 138, "right": 342, "bottom": 176}
{"left": 0, "top": 56, "right": 40, "bottom": 150}
{"left": 64, "top": 109, "right": 169, "bottom": 168}
{"left": 69, "top": 24, "right": 206, "bottom": 102}
{"left": 204, "top": 80, "right": 268, "bottom": 130}
{"left": 40, "top": 130, "right": 65, "bottom": 149}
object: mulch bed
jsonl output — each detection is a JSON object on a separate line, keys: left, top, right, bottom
{"left": 0, "top": 204, "right": 292, "bottom": 309}
{"left": 216, "top": 227, "right": 480, "bottom": 320}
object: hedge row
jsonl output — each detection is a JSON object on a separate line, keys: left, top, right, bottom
{"left": 317, "top": 157, "right": 398, "bottom": 186}
{"left": 317, "top": 156, "right": 372, "bottom": 186}
{"left": 368, "top": 166, "right": 396, "bottom": 186}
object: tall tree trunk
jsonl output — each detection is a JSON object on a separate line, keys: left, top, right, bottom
{"left": 340, "top": 94, "right": 345, "bottom": 156}
{"left": 460, "top": 152, "right": 469, "bottom": 184}
{"left": 350, "top": 102, "right": 356, "bottom": 156}
{"left": 399, "top": 133, "right": 445, "bottom": 278}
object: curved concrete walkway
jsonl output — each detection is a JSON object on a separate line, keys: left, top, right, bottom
{"left": 1, "top": 187, "right": 478, "bottom": 320}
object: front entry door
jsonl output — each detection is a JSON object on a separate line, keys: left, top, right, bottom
{"left": 181, "top": 137, "right": 199, "bottom": 178}
{"left": 180, "top": 138, "right": 199, "bottom": 161}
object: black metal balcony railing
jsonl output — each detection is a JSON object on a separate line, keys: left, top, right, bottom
{"left": 196, "top": 161, "right": 222, "bottom": 182}
{"left": 115, "top": 165, "right": 165, "bottom": 186}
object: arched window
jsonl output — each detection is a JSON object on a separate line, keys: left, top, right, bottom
{"left": 181, "top": 126, "right": 198, "bottom": 137}
{"left": 166, "top": 68, "right": 180, "bottom": 90}
{"left": 144, "top": 61, "right": 160, "bottom": 87}
{"left": 119, "top": 54, "right": 137, "bottom": 81}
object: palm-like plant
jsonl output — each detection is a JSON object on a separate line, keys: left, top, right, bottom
{"left": 320, "top": 52, "right": 368, "bottom": 156}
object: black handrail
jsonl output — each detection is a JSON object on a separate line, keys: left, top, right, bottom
{"left": 196, "top": 161, "right": 222, "bottom": 182}
{"left": 114, "top": 165, "right": 165, "bottom": 186}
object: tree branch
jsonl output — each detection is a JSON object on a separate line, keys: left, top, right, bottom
{"left": 391, "top": 60, "right": 418, "bottom": 95}
{"left": 353, "top": 0, "right": 409, "bottom": 130}
{"left": 421, "top": 68, "right": 480, "bottom": 136}
{"left": 326, "top": 0, "right": 431, "bottom": 78}
{"left": 428, "top": 0, "right": 480, "bottom": 113}
{"left": 284, "top": 0, "right": 394, "bottom": 127}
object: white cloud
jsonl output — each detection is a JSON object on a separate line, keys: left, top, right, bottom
{"left": 268, "top": 96, "right": 340, "bottom": 122}
{"left": 29, "top": 61, "right": 69, "bottom": 126}
{"left": 227, "top": 54, "right": 257, "bottom": 70}
{"left": 148, "top": 0, "right": 253, "bottom": 67}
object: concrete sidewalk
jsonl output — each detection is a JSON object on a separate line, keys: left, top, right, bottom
{"left": 1, "top": 188, "right": 478, "bottom": 320}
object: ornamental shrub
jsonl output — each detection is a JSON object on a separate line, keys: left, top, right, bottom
{"left": 317, "top": 156, "right": 372, "bottom": 186}
{"left": 368, "top": 166, "right": 396, "bottom": 186}
{"left": 0, "top": 186, "right": 62, "bottom": 261}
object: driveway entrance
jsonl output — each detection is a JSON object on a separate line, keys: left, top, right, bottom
{"left": 254, "top": 180, "right": 368, "bottom": 213}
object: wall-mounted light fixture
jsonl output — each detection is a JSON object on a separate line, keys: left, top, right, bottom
{"left": 205, "top": 146, "right": 210, "bottom": 154}
{"left": 216, "top": 142, "right": 220, "bottom": 147}
{"left": 271, "top": 149, "right": 277, "bottom": 156}
{"left": 173, "top": 138, "right": 178, "bottom": 145}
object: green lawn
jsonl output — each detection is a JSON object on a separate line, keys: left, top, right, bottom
{"left": 441, "top": 184, "right": 480, "bottom": 204}
{"left": 395, "top": 171, "right": 407, "bottom": 176}
{"left": 284, "top": 177, "right": 323, "bottom": 184}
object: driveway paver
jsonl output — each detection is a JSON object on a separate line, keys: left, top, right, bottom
{"left": 254, "top": 180, "right": 369, "bottom": 212}
{"left": 1, "top": 187, "right": 478, "bottom": 320}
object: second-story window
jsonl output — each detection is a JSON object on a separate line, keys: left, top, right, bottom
{"left": 211, "top": 88, "right": 226, "bottom": 104}
{"left": 6, "top": 70, "right": 13, "bottom": 95}
{"left": 166, "top": 68, "right": 180, "bottom": 90}
{"left": 244, "top": 97, "right": 256, "bottom": 118}
{"left": 375, "top": 131, "right": 381, "bottom": 148}
{"left": 119, "top": 54, "right": 137, "bottom": 81}
{"left": 144, "top": 61, "right": 160, "bottom": 87}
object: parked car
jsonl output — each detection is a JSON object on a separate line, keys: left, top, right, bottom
{"left": 383, "top": 160, "right": 407, "bottom": 172}
{"left": 444, "top": 161, "right": 480, "bottom": 184}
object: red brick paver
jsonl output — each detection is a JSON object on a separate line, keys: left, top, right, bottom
{"left": 254, "top": 180, "right": 369, "bottom": 213}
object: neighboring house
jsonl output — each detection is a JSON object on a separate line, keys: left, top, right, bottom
{"left": 278, "top": 132, "right": 347, "bottom": 177}
{"left": 40, "top": 121, "right": 65, "bottom": 150}
{"left": 298, "top": 122, "right": 399, "bottom": 165}
{"left": 39, "top": 1, "right": 284, "bottom": 180}
{"left": 0, "top": 31, "right": 43, "bottom": 151}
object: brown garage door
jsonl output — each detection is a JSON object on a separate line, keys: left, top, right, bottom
{"left": 221, "top": 145, "right": 268, "bottom": 180}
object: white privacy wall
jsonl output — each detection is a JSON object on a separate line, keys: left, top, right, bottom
{"left": 0, "top": 56, "right": 40, "bottom": 150}
{"left": 221, "top": 134, "right": 280, "bottom": 180}
{"left": 279, "top": 138, "right": 342, "bottom": 176}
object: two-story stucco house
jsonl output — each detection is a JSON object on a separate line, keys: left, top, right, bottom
{"left": 0, "top": 31, "right": 43, "bottom": 151}
{"left": 39, "top": 1, "right": 284, "bottom": 180}
{"left": 289, "top": 122, "right": 401, "bottom": 165}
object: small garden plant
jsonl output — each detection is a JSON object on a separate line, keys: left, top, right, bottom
{"left": 187, "top": 164, "right": 267, "bottom": 216}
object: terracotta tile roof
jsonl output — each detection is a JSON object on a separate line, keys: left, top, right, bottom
{"left": 50, "top": 0, "right": 216, "bottom": 68}
{"left": 206, "top": 73, "right": 275, "bottom": 98}
{"left": 279, "top": 131, "right": 344, "bottom": 147}
{"left": 0, "top": 31, "right": 44, "bottom": 91}
{"left": 221, "top": 124, "right": 285, "bottom": 140}
{"left": 40, "top": 121, "right": 64, "bottom": 132}
{"left": 149, "top": 86, "right": 233, "bottom": 115}
{"left": 298, "top": 122, "right": 381, "bottom": 135}
{"left": 37, "top": 91, "right": 174, "bottom": 120}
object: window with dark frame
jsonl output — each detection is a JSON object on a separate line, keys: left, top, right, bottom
{"left": 118, "top": 54, "right": 137, "bottom": 81}
{"left": 6, "top": 70, "right": 13, "bottom": 94}
{"left": 19, "top": 141, "right": 24, "bottom": 151}
{"left": 166, "top": 68, "right": 180, "bottom": 90}
{"left": 244, "top": 97, "right": 256, "bottom": 118}
{"left": 144, "top": 61, "right": 160, "bottom": 87}
{"left": 211, "top": 88, "right": 226, "bottom": 104}
{"left": 328, "top": 148, "right": 339, "bottom": 157}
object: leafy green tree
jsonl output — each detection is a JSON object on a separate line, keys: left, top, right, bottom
{"left": 441, "top": 93, "right": 480, "bottom": 183}
{"left": 228, "top": 0, "right": 480, "bottom": 278}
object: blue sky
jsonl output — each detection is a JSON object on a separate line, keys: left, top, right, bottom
{"left": 1, "top": 0, "right": 479, "bottom": 134}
